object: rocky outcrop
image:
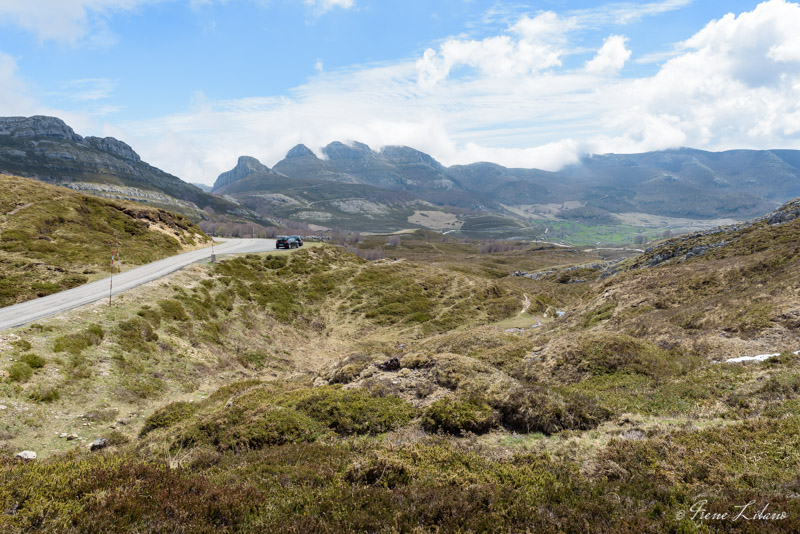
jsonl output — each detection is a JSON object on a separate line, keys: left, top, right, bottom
{"left": 380, "top": 146, "right": 444, "bottom": 169}
{"left": 85, "top": 136, "right": 141, "bottom": 162}
{"left": 767, "top": 198, "right": 800, "bottom": 226}
{"left": 0, "top": 115, "right": 263, "bottom": 223}
{"left": 285, "top": 144, "right": 316, "bottom": 159}
{"left": 0, "top": 117, "right": 140, "bottom": 163}
{"left": 0, "top": 116, "right": 82, "bottom": 142}
{"left": 212, "top": 156, "right": 270, "bottom": 191}
{"left": 323, "top": 141, "right": 373, "bottom": 160}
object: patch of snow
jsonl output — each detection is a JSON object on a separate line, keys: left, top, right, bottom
{"left": 725, "top": 350, "right": 800, "bottom": 363}
{"left": 556, "top": 310, "right": 566, "bottom": 318}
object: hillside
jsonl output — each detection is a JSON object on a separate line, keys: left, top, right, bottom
{"left": 0, "top": 116, "right": 263, "bottom": 224}
{"left": 269, "top": 143, "right": 800, "bottom": 219}
{"left": 0, "top": 174, "right": 210, "bottom": 307}
{"left": 2, "top": 199, "right": 800, "bottom": 531}
{"left": 215, "top": 143, "right": 800, "bottom": 242}
{"left": 214, "top": 169, "right": 462, "bottom": 232}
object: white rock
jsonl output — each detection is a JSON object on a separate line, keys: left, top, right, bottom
{"left": 313, "top": 377, "right": 327, "bottom": 387}
{"left": 16, "top": 450, "right": 36, "bottom": 460}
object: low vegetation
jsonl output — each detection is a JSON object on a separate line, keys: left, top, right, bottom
{"left": 3, "top": 201, "right": 800, "bottom": 531}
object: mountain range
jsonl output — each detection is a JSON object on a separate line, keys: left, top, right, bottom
{"left": 212, "top": 140, "right": 800, "bottom": 237}
{"left": 3, "top": 115, "right": 800, "bottom": 240}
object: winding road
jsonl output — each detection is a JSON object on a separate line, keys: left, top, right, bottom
{"left": 0, "top": 238, "right": 277, "bottom": 332}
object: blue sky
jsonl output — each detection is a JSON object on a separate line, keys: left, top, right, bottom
{"left": 0, "top": 1, "right": 798, "bottom": 185}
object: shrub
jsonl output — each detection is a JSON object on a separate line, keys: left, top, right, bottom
{"left": 757, "top": 373, "right": 800, "bottom": 400}
{"left": 20, "top": 353, "right": 45, "bottom": 369}
{"left": 53, "top": 324, "right": 104, "bottom": 355}
{"left": 53, "top": 334, "right": 89, "bottom": 355}
{"left": 136, "top": 306, "right": 162, "bottom": 327}
{"left": 292, "top": 386, "right": 415, "bottom": 435}
{"left": 180, "top": 406, "right": 325, "bottom": 451}
{"left": 140, "top": 401, "right": 198, "bottom": 437}
{"left": 86, "top": 323, "right": 105, "bottom": 343}
{"left": 346, "top": 454, "right": 413, "bottom": 488}
{"left": 7, "top": 362, "right": 33, "bottom": 383}
{"left": 105, "top": 430, "right": 131, "bottom": 447}
{"left": 421, "top": 397, "right": 495, "bottom": 435}
{"left": 158, "top": 299, "right": 189, "bottom": 321}
{"left": 11, "top": 339, "right": 32, "bottom": 351}
{"left": 491, "top": 386, "right": 611, "bottom": 435}
{"left": 329, "top": 354, "right": 374, "bottom": 384}
{"left": 29, "top": 385, "right": 60, "bottom": 402}
{"left": 560, "top": 333, "right": 699, "bottom": 381}
{"left": 116, "top": 317, "right": 159, "bottom": 353}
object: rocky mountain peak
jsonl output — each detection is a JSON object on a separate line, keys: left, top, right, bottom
{"left": 380, "top": 145, "right": 444, "bottom": 169}
{"left": 85, "top": 136, "right": 141, "bottom": 162}
{"left": 0, "top": 115, "right": 83, "bottom": 142}
{"left": 323, "top": 141, "right": 373, "bottom": 160}
{"left": 212, "top": 155, "right": 270, "bottom": 191}
{"left": 285, "top": 144, "right": 316, "bottom": 159}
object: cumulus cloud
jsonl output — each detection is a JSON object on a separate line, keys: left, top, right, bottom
{"left": 615, "top": 0, "right": 800, "bottom": 148}
{"left": 585, "top": 35, "right": 631, "bottom": 74}
{"left": 416, "top": 11, "right": 574, "bottom": 87}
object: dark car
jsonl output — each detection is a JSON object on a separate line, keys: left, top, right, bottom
{"left": 276, "top": 235, "right": 302, "bottom": 249}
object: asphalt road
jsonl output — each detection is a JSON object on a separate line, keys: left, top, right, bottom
{"left": 0, "top": 238, "right": 277, "bottom": 332}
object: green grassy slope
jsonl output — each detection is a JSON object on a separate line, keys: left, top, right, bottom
{"left": 0, "top": 174, "right": 210, "bottom": 307}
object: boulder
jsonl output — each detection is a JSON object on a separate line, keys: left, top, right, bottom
{"left": 89, "top": 438, "right": 107, "bottom": 451}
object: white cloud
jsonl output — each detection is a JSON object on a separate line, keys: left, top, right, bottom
{"left": 303, "top": 0, "right": 354, "bottom": 15}
{"left": 585, "top": 35, "right": 631, "bottom": 74}
{"left": 60, "top": 78, "right": 118, "bottom": 101}
{"left": 416, "top": 11, "right": 574, "bottom": 88}
{"left": 0, "top": 0, "right": 157, "bottom": 44}
{"left": 593, "top": 0, "right": 694, "bottom": 25}
{"left": 0, "top": 52, "right": 39, "bottom": 115}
